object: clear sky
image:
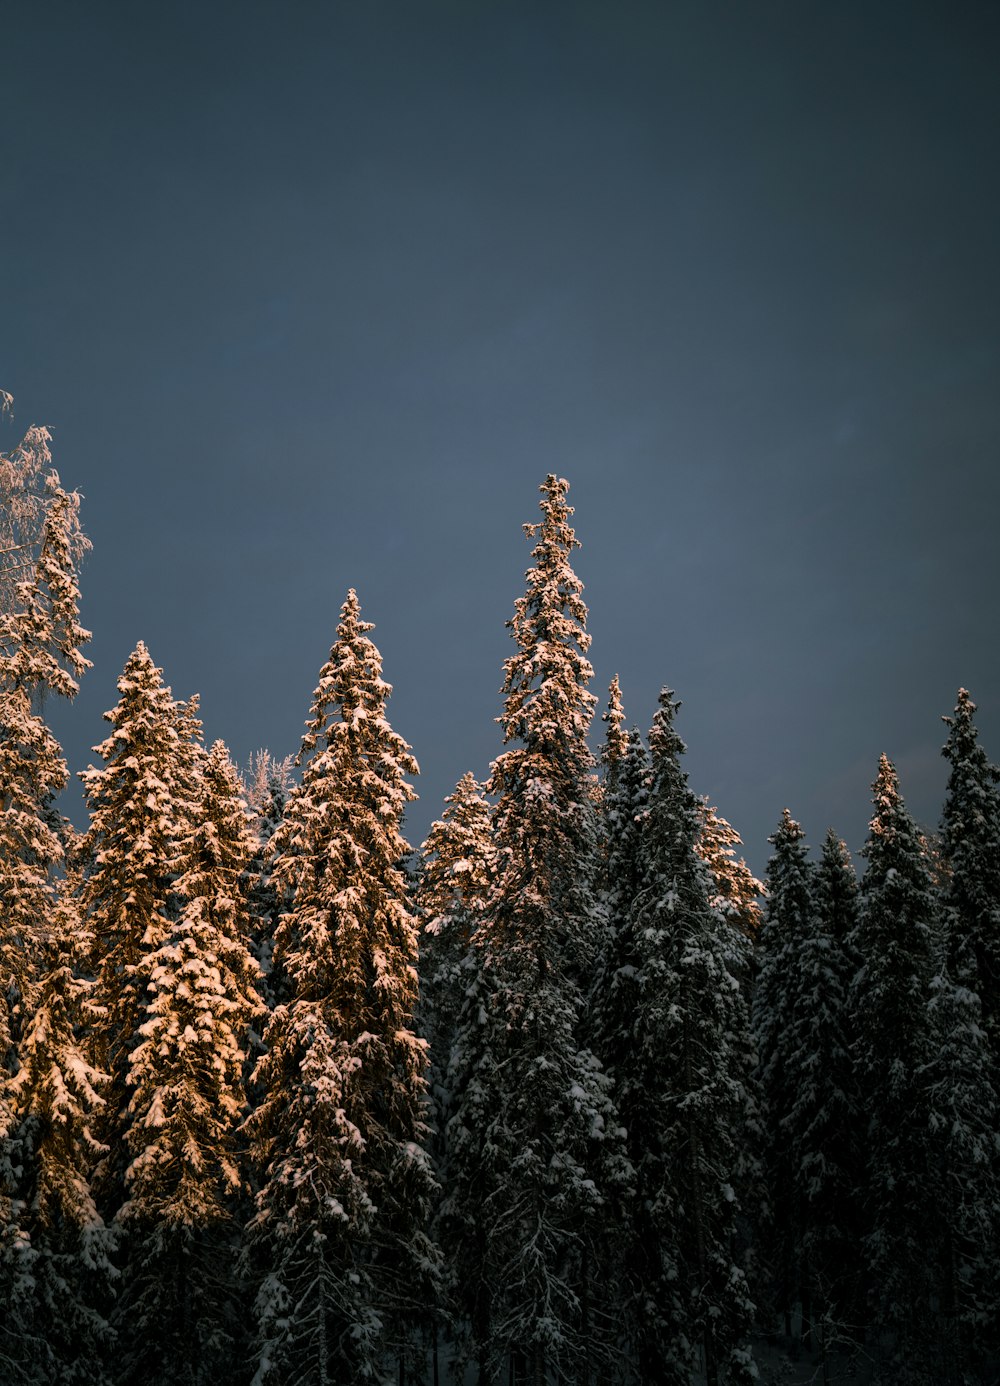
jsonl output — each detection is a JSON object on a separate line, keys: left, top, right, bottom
{"left": 3, "top": 0, "right": 999, "bottom": 872}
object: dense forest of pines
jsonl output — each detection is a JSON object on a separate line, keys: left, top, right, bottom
{"left": 2, "top": 399, "right": 999, "bottom": 1385}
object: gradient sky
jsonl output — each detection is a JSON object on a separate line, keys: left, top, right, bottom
{"left": 3, "top": 0, "right": 999, "bottom": 873}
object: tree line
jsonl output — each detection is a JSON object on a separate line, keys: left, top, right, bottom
{"left": 1, "top": 401, "right": 998, "bottom": 1384}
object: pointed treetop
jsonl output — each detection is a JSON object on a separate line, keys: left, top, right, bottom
{"left": 600, "top": 674, "right": 629, "bottom": 781}
{"left": 497, "top": 475, "right": 595, "bottom": 759}
{"left": 648, "top": 687, "right": 685, "bottom": 766}
{"left": 771, "top": 807, "right": 806, "bottom": 849}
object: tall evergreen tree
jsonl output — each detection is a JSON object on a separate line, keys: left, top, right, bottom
{"left": 115, "top": 739, "right": 260, "bottom": 1386}
{"left": 620, "top": 690, "right": 757, "bottom": 1386}
{"left": 417, "top": 772, "right": 492, "bottom": 1156}
{"left": 754, "top": 810, "right": 813, "bottom": 1338}
{"left": 807, "top": 830, "right": 863, "bottom": 1342}
{"left": 8, "top": 884, "right": 115, "bottom": 1386}
{"left": 242, "top": 750, "right": 295, "bottom": 1012}
{"left": 940, "top": 688, "right": 1000, "bottom": 1054}
{"left": 0, "top": 407, "right": 93, "bottom": 1381}
{"left": 80, "top": 642, "right": 199, "bottom": 1201}
{"left": 416, "top": 773, "right": 493, "bottom": 1380}
{"left": 245, "top": 590, "right": 437, "bottom": 1385}
{"left": 849, "top": 755, "right": 939, "bottom": 1380}
{"left": 696, "top": 799, "right": 764, "bottom": 944}
{"left": 928, "top": 690, "right": 1000, "bottom": 1375}
{"left": 446, "top": 477, "right": 628, "bottom": 1385}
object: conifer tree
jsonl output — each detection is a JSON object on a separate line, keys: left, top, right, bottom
{"left": 621, "top": 690, "right": 757, "bottom": 1386}
{"left": 782, "top": 830, "right": 860, "bottom": 1351}
{"left": 246, "top": 590, "right": 436, "bottom": 1385}
{"left": 599, "top": 673, "right": 629, "bottom": 790}
{"left": 696, "top": 799, "right": 764, "bottom": 944}
{"left": 940, "top": 688, "right": 1000, "bottom": 1054}
{"left": 0, "top": 421, "right": 91, "bottom": 1061}
{"left": 850, "top": 755, "right": 939, "bottom": 1379}
{"left": 8, "top": 885, "right": 115, "bottom": 1386}
{"left": 242, "top": 750, "right": 296, "bottom": 1012}
{"left": 928, "top": 690, "right": 1000, "bottom": 1373}
{"left": 446, "top": 477, "right": 628, "bottom": 1385}
{"left": 417, "top": 773, "right": 492, "bottom": 1155}
{"left": 754, "top": 810, "right": 813, "bottom": 1337}
{"left": 808, "top": 830, "right": 863, "bottom": 1341}
{"left": 0, "top": 407, "right": 93, "bottom": 1381}
{"left": 115, "top": 739, "right": 260, "bottom": 1386}
{"left": 416, "top": 773, "right": 493, "bottom": 1379}
{"left": 80, "top": 642, "right": 199, "bottom": 1196}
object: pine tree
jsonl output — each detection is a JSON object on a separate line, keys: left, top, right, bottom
{"left": 784, "top": 831, "right": 861, "bottom": 1352}
{"left": 245, "top": 590, "right": 437, "bottom": 1385}
{"left": 696, "top": 799, "right": 764, "bottom": 944}
{"left": 80, "top": 642, "right": 199, "bottom": 1198}
{"left": 8, "top": 884, "right": 115, "bottom": 1386}
{"left": 115, "top": 739, "right": 260, "bottom": 1386}
{"left": 599, "top": 673, "right": 628, "bottom": 791}
{"left": 416, "top": 773, "right": 493, "bottom": 1380}
{"left": 0, "top": 422, "right": 91, "bottom": 1062}
{"left": 445, "top": 477, "right": 628, "bottom": 1385}
{"left": 754, "top": 810, "right": 813, "bottom": 1338}
{"left": 242, "top": 750, "right": 296, "bottom": 1012}
{"left": 808, "top": 830, "right": 863, "bottom": 1343}
{"left": 0, "top": 407, "right": 93, "bottom": 1381}
{"left": 417, "top": 773, "right": 492, "bottom": 1158}
{"left": 928, "top": 690, "right": 1000, "bottom": 1374}
{"left": 940, "top": 688, "right": 1000, "bottom": 1055}
{"left": 621, "top": 690, "right": 757, "bottom": 1386}
{"left": 850, "top": 755, "right": 940, "bottom": 1379}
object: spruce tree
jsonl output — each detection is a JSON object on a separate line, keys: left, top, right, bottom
{"left": 245, "top": 590, "right": 437, "bottom": 1385}
{"left": 850, "top": 755, "right": 939, "bottom": 1379}
{"left": 8, "top": 884, "right": 115, "bottom": 1386}
{"left": 116, "top": 739, "right": 260, "bottom": 1386}
{"left": 696, "top": 799, "right": 764, "bottom": 944}
{"left": 416, "top": 773, "right": 493, "bottom": 1380}
{"left": 754, "top": 810, "right": 813, "bottom": 1338}
{"left": 80, "top": 642, "right": 199, "bottom": 1199}
{"left": 808, "top": 830, "right": 863, "bottom": 1343}
{"left": 940, "top": 688, "right": 1000, "bottom": 1055}
{"left": 242, "top": 750, "right": 295, "bottom": 1012}
{"left": 929, "top": 690, "right": 1000, "bottom": 1374}
{"left": 446, "top": 477, "right": 628, "bottom": 1385}
{"left": 417, "top": 772, "right": 492, "bottom": 1161}
{"left": 784, "top": 830, "right": 860, "bottom": 1352}
{"left": 0, "top": 408, "right": 93, "bottom": 1381}
{"left": 622, "top": 690, "right": 757, "bottom": 1386}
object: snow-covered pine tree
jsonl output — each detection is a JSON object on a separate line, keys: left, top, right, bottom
{"left": 80, "top": 642, "right": 199, "bottom": 1204}
{"left": 592, "top": 724, "right": 650, "bottom": 1073}
{"left": 417, "top": 773, "right": 492, "bottom": 1155}
{"left": 620, "top": 689, "right": 757, "bottom": 1386}
{"left": 808, "top": 830, "right": 864, "bottom": 1343}
{"left": 8, "top": 881, "right": 115, "bottom": 1386}
{"left": 114, "top": 738, "right": 260, "bottom": 1386}
{"left": 927, "top": 690, "right": 1000, "bottom": 1374}
{"left": 416, "top": 773, "right": 493, "bottom": 1378}
{"left": 783, "top": 830, "right": 861, "bottom": 1353}
{"left": 0, "top": 407, "right": 93, "bottom": 1382}
{"left": 242, "top": 749, "right": 296, "bottom": 1012}
{"left": 696, "top": 799, "right": 764, "bottom": 944}
{"left": 0, "top": 420, "right": 91, "bottom": 1063}
{"left": 446, "top": 477, "right": 628, "bottom": 1385}
{"left": 599, "top": 673, "right": 629, "bottom": 793}
{"left": 245, "top": 590, "right": 437, "bottom": 1385}
{"left": 753, "top": 810, "right": 813, "bottom": 1339}
{"left": 849, "top": 755, "right": 940, "bottom": 1379}
{"left": 940, "top": 689, "right": 1000, "bottom": 1057}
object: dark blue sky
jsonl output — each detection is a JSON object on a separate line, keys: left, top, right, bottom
{"left": 3, "top": 1, "right": 999, "bottom": 872}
